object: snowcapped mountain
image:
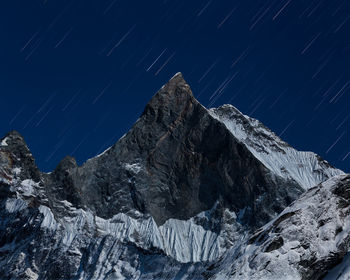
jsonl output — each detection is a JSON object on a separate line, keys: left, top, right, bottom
{"left": 0, "top": 73, "right": 347, "bottom": 279}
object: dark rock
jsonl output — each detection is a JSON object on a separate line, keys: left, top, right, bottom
{"left": 264, "top": 236, "right": 284, "bottom": 252}
{"left": 0, "top": 130, "right": 41, "bottom": 182}
{"left": 48, "top": 73, "right": 303, "bottom": 227}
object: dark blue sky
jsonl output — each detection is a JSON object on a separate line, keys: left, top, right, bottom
{"left": 0, "top": 0, "right": 349, "bottom": 172}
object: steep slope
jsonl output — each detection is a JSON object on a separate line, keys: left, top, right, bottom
{"left": 61, "top": 72, "right": 304, "bottom": 230}
{"left": 0, "top": 72, "right": 345, "bottom": 279}
{"left": 209, "top": 105, "right": 343, "bottom": 190}
{"left": 206, "top": 174, "right": 350, "bottom": 280}
{"left": 0, "top": 132, "right": 200, "bottom": 279}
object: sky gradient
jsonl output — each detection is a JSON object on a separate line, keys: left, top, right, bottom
{"left": 0, "top": 0, "right": 349, "bottom": 172}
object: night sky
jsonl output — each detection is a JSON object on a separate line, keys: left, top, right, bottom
{"left": 0, "top": 0, "right": 349, "bottom": 172}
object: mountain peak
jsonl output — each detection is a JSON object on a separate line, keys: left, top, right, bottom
{"left": 54, "top": 155, "right": 78, "bottom": 173}
{"left": 1, "top": 130, "right": 27, "bottom": 149}
{"left": 161, "top": 72, "right": 191, "bottom": 96}
{"left": 5, "top": 130, "right": 23, "bottom": 137}
{"left": 0, "top": 130, "right": 40, "bottom": 182}
{"left": 168, "top": 71, "right": 185, "bottom": 82}
{"left": 0, "top": 74, "right": 348, "bottom": 279}
{"left": 141, "top": 72, "right": 196, "bottom": 121}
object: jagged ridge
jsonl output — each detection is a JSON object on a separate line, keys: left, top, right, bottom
{"left": 0, "top": 73, "right": 346, "bottom": 279}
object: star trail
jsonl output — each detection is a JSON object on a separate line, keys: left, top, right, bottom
{"left": 0, "top": 0, "right": 349, "bottom": 172}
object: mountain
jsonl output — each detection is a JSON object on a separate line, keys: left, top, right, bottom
{"left": 0, "top": 72, "right": 346, "bottom": 279}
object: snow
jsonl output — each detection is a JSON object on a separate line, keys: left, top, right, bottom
{"left": 5, "top": 198, "right": 27, "bottom": 213}
{"left": 19, "top": 179, "right": 38, "bottom": 196}
{"left": 60, "top": 209, "right": 94, "bottom": 246}
{"left": 212, "top": 174, "right": 350, "bottom": 279}
{"left": 124, "top": 162, "right": 142, "bottom": 174}
{"left": 96, "top": 212, "right": 163, "bottom": 249}
{"left": 157, "top": 204, "right": 242, "bottom": 263}
{"left": 24, "top": 268, "right": 38, "bottom": 280}
{"left": 39, "top": 205, "right": 59, "bottom": 231}
{"left": 159, "top": 218, "right": 221, "bottom": 262}
{"left": 1, "top": 137, "right": 8, "bottom": 146}
{"left": 35, "top": 201, "right": 215, "bottom": 262}
{"left": 95, "top": 146, "right": 112, "bottom": 158}
{"left": 22, "top": 199, "right": 241, "bottom": 263}
{"left": 94, "top": 207, "right": 230, "bottom": 262}
{"left": 209, "top": 104, "right": 344, "bottom": 190}
{"left": 60, "top": 200, "right": 74, "bottom": 208}
{"left": 171, "top": 72, "right": 182, "bottom": 79}
{"left": 1, "top": 100, "right": 347, "bottom": 279}
{"left": 13, "top": 167, "right": 21, "bottom": 175}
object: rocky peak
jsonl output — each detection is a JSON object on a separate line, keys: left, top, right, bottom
{"left": 1, "top": 130, "right": 29, "bottom": 151}
{"left": 0, "top": 130, "right": 40, "bottom": 183}
{"left": 160, "top": 72, "right": 191, "bottom": 95}
{"left": 53, "top": 156, "right": 78, "bottom": 174}
{"left": 141, "top": 72, "right": 197, "bottom": 127}
{"left": 69, "top": 73, "right": 304, "bottom": 227}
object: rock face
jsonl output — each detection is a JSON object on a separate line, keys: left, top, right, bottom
{"left": 0, "top": 73, "right": 347, "bottom": 279}
{"left": 57, "top": 72, "right": 305, "bottom": 228}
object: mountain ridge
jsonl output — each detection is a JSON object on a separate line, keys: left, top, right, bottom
{"left": 0, "top": 72, "right": 347, "bottom": 279}
{"left": 2, "top": 72, "right": 308, "bottom": 226}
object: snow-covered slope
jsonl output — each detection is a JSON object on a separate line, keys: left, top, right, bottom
{"left": 5, "top": 174, "right": 350, "bottom": 279}
{"left": 208, "top": 174, "right": 350, "bottom": 280}
{"left": 0, "top": 73, "right": 347, "bottom": 279}
{"left": 36, "top": 198, "right": 240, "bottom": 263}
{"left": 0, "top": 181, "right": 224, "bottom": 279}
{"left": 209, "top": 104, "right": 343, "bottom": 190}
